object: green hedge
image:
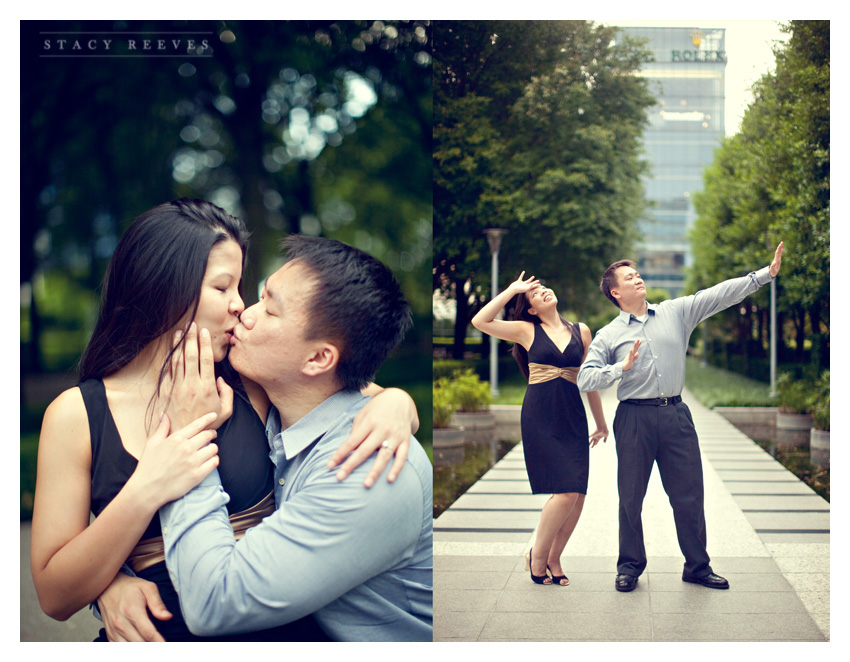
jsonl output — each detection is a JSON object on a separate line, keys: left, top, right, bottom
{"left": 684, "top": 357, "right": 774, "bottom": 408}
{"left": 21, "top": 433, "right": 38, "bottom": 520}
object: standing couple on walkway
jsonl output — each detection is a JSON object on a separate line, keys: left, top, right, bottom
{"left": 472, "top": 241, "right": 784, "bottom": 591}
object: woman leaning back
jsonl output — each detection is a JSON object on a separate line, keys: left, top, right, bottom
{"left": 472, "top": 271, "right": 607, "bottom": 586}
{"left": 30, "top": 199, "right": 419, "bottom": 641}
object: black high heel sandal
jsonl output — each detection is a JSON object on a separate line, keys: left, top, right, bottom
{"left": 524, "top": 547, "right": 552, "bottom": 584}
{"left": 548, "top": 565, "right": 570, "bottom": 586}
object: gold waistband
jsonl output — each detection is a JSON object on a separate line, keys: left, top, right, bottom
{"left": 528, "top": 363, "right": 579, "bottom": 385}
{"left": 128, "top": 491, "right": 276, "bottom": 573}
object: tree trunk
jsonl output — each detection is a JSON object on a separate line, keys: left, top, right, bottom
{"left": 452, "top": 276, "right": 469, "bottom": 360}
{"left": 795, "top": 310, "right": 806, "bottom": 363}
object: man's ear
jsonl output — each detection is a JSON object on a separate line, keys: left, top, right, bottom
{"left": 302, "top": 343, "right": 340, "bottom": 378}
{"left": 611, "top": 287, "right": 622, "bottom": 302}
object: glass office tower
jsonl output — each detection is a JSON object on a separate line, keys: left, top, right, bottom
{"left": 616, "top": 26, "right": 727, "bottom": 296}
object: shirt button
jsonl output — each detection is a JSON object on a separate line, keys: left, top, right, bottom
{"left": 278, "top": 478, "right": 285, "bottom": 486}
{"left": 162, "top": 526, "right": 168, "bottom": 535}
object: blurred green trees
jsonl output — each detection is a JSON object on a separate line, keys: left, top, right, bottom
{"left": 21, "top": 20, "right": 434, "bottom": 519}
{"left": 690, "top": 21, "right": 829, "bottom": 378}
{"left": 21, "top": 19, "right": 431, "bottom": 398}
{"left": 433, "top": 21, "right": 655, "bottom": 358}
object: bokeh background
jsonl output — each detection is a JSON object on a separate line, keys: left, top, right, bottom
{"left": 20, "top": 19, "right": 434, "bottom": 523}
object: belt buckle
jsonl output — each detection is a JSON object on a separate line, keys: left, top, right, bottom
{"left": 659, "top": 397, "right": 668, "bottom": 406}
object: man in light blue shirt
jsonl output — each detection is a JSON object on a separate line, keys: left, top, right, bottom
{"left": 577, "top": 242, "right": 783, "bottom": 594}
{"left": 158, "top": 235, "right": 432, "bottom": 641}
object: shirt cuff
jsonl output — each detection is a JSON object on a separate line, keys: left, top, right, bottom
{"left": 754, "top": 265, "right": 773, "bottom": 285}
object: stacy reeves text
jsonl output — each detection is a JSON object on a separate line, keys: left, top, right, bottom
{"left": 42, "top": 38, "right": 210, "bottom": 52}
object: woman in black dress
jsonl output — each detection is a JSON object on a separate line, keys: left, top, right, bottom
{"left": 30, "top": 199, "right": 419, "bottom": 640}
{"left": 472, "top": 272, "right": 608, "bottom": 585}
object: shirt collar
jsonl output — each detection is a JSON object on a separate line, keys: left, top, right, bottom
{"left": 265, "top": 389, "right": 366, "bottom": 460}
{"left": 618, "top": 302, "right": 657, "bottom": 324}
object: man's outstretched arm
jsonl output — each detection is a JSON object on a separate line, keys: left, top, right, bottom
{"left": 678, "top": 241, "right": 784, "bottom": 332}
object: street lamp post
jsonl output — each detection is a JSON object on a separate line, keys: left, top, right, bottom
{"left": 770, "top": 277, "right": 777, "bottom": 397}
{"left": 484, "top": 228, "right": 508, "bottom": 397}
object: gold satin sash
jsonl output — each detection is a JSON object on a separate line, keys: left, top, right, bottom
{"left": 128, "top": 491, "right": 276, "bottom": 573}
{"left": 528, "top": 363, "right": 579, "bottom": 385}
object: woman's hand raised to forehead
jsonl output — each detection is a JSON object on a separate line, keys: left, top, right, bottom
{"left": 509, "top": 271, "right": 541, "bottom": 295}
{"left": 163, "top": 322, "right": 234, "bottom": 431}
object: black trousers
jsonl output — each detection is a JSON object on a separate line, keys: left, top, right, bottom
{"left": 613, "top": 399, "right": 712, "bottom": 578}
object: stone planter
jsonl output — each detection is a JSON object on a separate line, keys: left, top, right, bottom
{"left": 451, "top": 410, "right": 496, "bottom": 444}
{"left": 810, "top": 428, "right": 830, "bottom": 468}
{"left": 776, "top": 412, "right": 813, "bottom": 448}
{"left": 433, "top": 427, "right": 465, "bottom": 467}
{"left": 713, "top": 406, "right": 777, "bottom": 441}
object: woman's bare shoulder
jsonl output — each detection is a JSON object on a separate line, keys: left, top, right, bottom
{"left": 44, "top": 386, "right": 86, "bottom": 417}
{"left": 41, "top": 387, "right": 89, "bottom": 449}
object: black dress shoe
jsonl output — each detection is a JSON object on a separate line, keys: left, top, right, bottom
{"left": 615, "top": 574, "right": 638, "bottom": 592}
{"left": 682, "top": 572, "right": 729, "bottom": 589}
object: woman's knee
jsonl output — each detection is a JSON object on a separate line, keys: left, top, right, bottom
{"left": 552, "top": 492, "right": 581, "bottom": 506}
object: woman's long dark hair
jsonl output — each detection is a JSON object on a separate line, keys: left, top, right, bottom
{"left": 79, "top": 199, "right": 249, "bottom": 425}
{"left": 509, "top": 289, "right": 570, "bottom": 381}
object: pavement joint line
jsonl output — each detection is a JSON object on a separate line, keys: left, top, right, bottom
{"left": 477, "top": 478, "right": 528, "bottom": 483}
{"left": 754, "top": 530, "right": 830, "bottom": 534}
{"left": 445, "top": 509, "right": 543, "bottom": 512}
{"left": 731, "top": 493, "right": 826, "bottom": 497}
{"left": 459, "top": 492, "right": 538, "bottom": 495}
{"left": 743, "top": 510, "right": 829, "bottom": 513}
{"left": 434, "top": 528, "right": 537, "bottom": 533}
{"left": 723, "top": 480, "right": 811, "bottom": 484}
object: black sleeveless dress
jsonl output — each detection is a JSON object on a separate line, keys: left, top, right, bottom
{"left": 82, "top": 375, "right": 329, "bottom": 641}
{"left": 520, "top": 322, "right": 590, "bottom": 494}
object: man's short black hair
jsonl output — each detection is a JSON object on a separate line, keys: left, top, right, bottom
{"left": 282, "top": 235, "right": 412, "bottom": 391}
{"left": 600, "top": 259, "right": 637, "bottom": 308}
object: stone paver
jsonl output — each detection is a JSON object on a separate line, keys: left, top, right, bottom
{"left": 434, "top": 386, "right": 830, "bottom": 642}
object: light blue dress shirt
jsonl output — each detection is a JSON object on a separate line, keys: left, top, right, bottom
{"left": 159, "top": 389, "right": 433, "bottom": 641}
{"left": 577, "top": 266, "right": 774, "bottom": 400}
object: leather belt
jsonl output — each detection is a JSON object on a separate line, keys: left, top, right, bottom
{"left": 623, "top": 395, "right": 682, "bottom": 407}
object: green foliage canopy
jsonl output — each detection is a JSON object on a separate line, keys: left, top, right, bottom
{"left": 433, "top": 21, "right": 655, "bottom": 357}
{"left": 22, "top": 20, "right": 432, "bottom": 377}
{"left": 690, "top": 21, "right": 829, "bottom": 372}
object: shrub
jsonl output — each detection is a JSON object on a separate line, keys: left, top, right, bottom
{"left": 433, "top": 359, "right": 466, "bottom": 381}
{"left": 433, "top": 379, "right": 457, "bottom": 429}
{"left": 811, "top": 370, "right": 830, "bottom": 431}
{"left": 776, "top": 372, "right": 813, "bottom": 414}
{"left": 450, "top": 369, "right": 492, "bottom": 412}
